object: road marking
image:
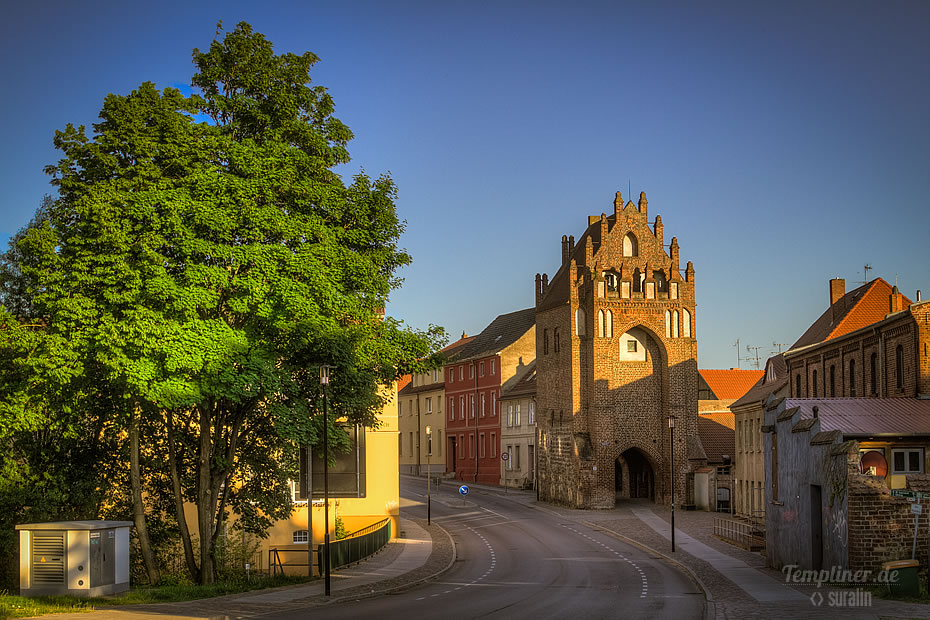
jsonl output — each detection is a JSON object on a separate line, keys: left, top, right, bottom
{"left": 561, "top": 524, "right": 649, "bottom": 599}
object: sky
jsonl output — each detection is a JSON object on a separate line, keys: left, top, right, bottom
{"left": 1, "top": 0, "right": 928, "bottom": 370}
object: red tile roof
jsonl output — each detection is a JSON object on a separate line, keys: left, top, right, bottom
{"left": 792, "top": 278, "right": 910, "bottom": 349}
{"left": 697, "top": 415, "right": 735, "bottom": 464}
{"left": 699, "top": 411, "right": 735, "bottom": 430}
{"left": 699, "top": 369, "right": 764, "bottom": 401}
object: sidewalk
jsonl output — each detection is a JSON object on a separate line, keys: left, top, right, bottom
{"left": 25, "top": 518, "right": 451, "bottom": 620}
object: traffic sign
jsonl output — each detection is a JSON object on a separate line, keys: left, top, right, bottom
{"left": 459, "top": 485, "right": 469, "bottom": 496}
{"left": 501, "top": 452, "right": 510, "bottom": 461}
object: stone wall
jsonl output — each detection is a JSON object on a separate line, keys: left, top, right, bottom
{"left": 847, "top": 474, "right": 930, "bottom": 572}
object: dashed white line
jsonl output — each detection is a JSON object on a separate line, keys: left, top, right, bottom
{"left": 562, "top": 524, "right": 649, "bottom": 599}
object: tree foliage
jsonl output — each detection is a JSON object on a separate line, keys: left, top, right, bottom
{"left": 0, "top": 21, "right": 444, "bottom": 586}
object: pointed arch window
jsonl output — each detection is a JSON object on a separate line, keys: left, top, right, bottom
{"left": 623, "top": 232, "right": 638, "bottom": 257}
{"left": 598, "top": 310, "right": 605, "bottom": 338}
{"left": 682, "top": 309, "right": 691, "bottom": 338}
{"left": 605, "top": 310, "right": 613, "bottom": 338}
{"left": 672, "top": 310, "right": 679, "bottom": 338}
{"left": 665, "top": 310, "right": 671, "bottom": 338}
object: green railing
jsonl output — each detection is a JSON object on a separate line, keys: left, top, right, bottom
{"left": 319, "top": 517, "right": 392, "bottom": 572}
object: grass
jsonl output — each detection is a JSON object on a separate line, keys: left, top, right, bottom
{"left": 866, "top": 571, "right": 930, "bottom": 604}
{"left": 0, "top": 574, "right": 315, "bottom": 618}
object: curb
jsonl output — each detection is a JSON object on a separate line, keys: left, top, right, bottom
{"left": 584, "top": 520, "right": 716, "bottom": 620}
{"left": 323, "top": 520, "right": 457, "bottom": 605}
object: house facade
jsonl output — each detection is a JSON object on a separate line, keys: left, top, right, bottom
{"left": 445, "top": 309, "right": 536, "bottom": 485}
{"left": 535, "top": 190, "right": 701, "bottom": 509}
{"left": 500, "top": 361, "right": 537, "bottom": 489}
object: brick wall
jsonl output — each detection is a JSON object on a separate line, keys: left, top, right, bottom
{"left": 848, "top": 474, "right": 930, "bottom": 572}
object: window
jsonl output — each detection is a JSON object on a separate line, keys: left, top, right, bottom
{"left": 433, "top": 369, "right": 439, "bottom": 382}
{"left": 427, "top": 433, "right": 433, "bottom": 456}
{"left": 479, "top": 433, "right": 486, "bottom": 458}
{"left": 604, "top": 272, "right": 618, "bottom": 292}
{"left": 491, "top": 359, "right": 496, "bottom": 375}
{"left": 576, "top": 308, "right": 586, "bottom": 336}
{"left": 554, "top": 328, "right": 561, "bottom": 353}
{"left": 796, "top": 374, "right": 801, "bottom": 397}
{"left": 480, "top": 361, "right": 485, "bottom": 377}
{"left": 683, "top": 309, "right": 691, "bottom": 338}
{"left": 543, "top": 329, "right": 549, "bottom": 354}
{"left": 469, "top": 433, "right": 475, "bottom": 458}
{"left": 627, "top": 340, "right": 637, "bottom": 353}
{"left": 515, "top": 404, "right": 521, "bottom": 426}
{"left": 491, "top": 433, "right": 497, "bottom": 457}
{"left": 481, "top": 393, "right": 486, "bottom": 417}
{"left": 812, "top": 370, "right": 818, "bottom": 397}
{"left": 470, "top": 395, "right": 475, "bottom": 418}
{"left": 896, "top": 345, "right": 904, "bottom": 389}
{"left": 426, "top": 397, "right": 432, "bottom": 413}
{"left": 892, "top": 448, "right": 924, "bottom": 474}
{"left": 849, "top": 360, "right": 856, "bottom": 397}
{"left": 670, "top": 282, "right": 678, "bottom": 299}
{"left": 410, "top": 432, "right": 414, "bottom": 455}
{"left": 449, "top": 369, "right": 454, "bottom": 383}
{"left": 665, "top": 310, "right": 671, "bottom": 338}
{"left": 449, "top": 397, "right": 455, "bottom": 421}
{"left": 470, "top": 365, "right": 474, "bottom": 379}
{"left": 598, "top": 310, "right": 605, "bottom": 337}
{"left": 460, "top": 366, "right": 464, "bottom": 380}
{"left": 438, "top": 430, "right": 442, "bottom": 456}
{"left": 529, "top": 401, "right": 535, "bottom": 425}
{"left": 623, "top": 232, "right": 638, "bottom": 257}
{"left": 870, "top": 352, "right": 877, "bottom": 395}
{"left": 506, "top": 446, "right": 513, "bottom": 470}
{"left": 460, "top": 396, "right": 465, "bottom": 419}
{"left": 459, "top": 434, "right": 464, "bottom": 459}
{"left": 672, "top": 310, "right": 679, "bottom": 338}
{"left": 293, "top": 530, "right": 308, "bottom": 544}
{"left": 830, "top": 365, "right": 836, "bottom": 397}
{"left": 515, "top": 445, "right": 521, "bottom": 469}
{"left": 771, "top": 432, "right": 779, "bottom": 501}
{"left": 507, "top": 404, "right": 513, "bottom": 427}
{"left": 605, "top": 310, "right": 612, "bottom": 338}
{"left": 491, "top": 391, "right": 496, "bottom": 416}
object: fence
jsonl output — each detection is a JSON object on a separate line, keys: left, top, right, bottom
{"left": 714, "top": 517, "right": 765, "bottom": 551}
{"left": 269, "top": 547, "right": 315, "bottom": 576}
{"left": 319, "top": 518, "right": 392, "bottom": 572}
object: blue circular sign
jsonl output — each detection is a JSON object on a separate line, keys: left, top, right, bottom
{"left": 459, "top": 485, "right": 469, "bottom": 496}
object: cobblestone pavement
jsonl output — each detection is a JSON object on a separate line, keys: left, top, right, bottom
{"left": 584, "top": 505, "right": 930, "bottom": 620}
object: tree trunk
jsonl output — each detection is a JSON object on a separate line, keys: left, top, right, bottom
{"left": 165, "top": 409, "right": 200, "bottom": 583}
{"left": 130, "top": 405, "right": 161, "bottom": 585}
{"left": 198, "top": 403, "right": 216, "bottom": 585}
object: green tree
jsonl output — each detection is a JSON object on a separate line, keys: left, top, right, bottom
{"left": 1, "top": 22, "right": 443, "bottom": 585}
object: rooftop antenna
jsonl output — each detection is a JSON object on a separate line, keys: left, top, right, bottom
{"left": 772, "top": 342, "right": 788, "bottom": 354}
{"left": 863, "top": 263, "right": 872, "bottom": 284}
{"left": 629, "top": 180, "right": 631, "bottom": 204}
{"left": 746, "top": 345, "right": 763, "bottom": 370}
{"left": 733, "top": 339, "right": 741, "bottom": 369}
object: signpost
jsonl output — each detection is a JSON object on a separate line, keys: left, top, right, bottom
{"left": 502, "top": 452, "right": 510, "bottom": 495}
{"left": 459, "top": 484, "right": 469, "bottom": 506}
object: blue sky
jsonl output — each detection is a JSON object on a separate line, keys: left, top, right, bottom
{"left": 2, "top": 0, "right": 928, "bottom": 369}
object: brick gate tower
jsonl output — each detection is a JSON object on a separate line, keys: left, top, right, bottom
{"left": 535, "top": 190, "right": 701, "bottom": 509}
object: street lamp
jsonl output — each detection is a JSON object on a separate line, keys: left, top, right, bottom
{"left": 320, "top": 364, "right": 334, "bottom": 596}
{"left": 669, "top": 415, "right": 676, "bottom": 553}
{"left": 425, "top": 425, "right": 432, "bottom": 525}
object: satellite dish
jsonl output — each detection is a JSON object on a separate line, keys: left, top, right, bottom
{"left": 860, "top": 450, "right": 887, "bottom": 477}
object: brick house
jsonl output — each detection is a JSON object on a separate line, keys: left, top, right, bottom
{"left": 535, "top": 190, "right": 702, "bottom": 509}
{"left": 445, "top": 309, "right": 536, "bottom": 485}
{"left": 763, "top": 279, "right": 930, "bottom": 571}
{"left": 693, "top": 369, "right": 761, "bottom": 511}
{"left": 397, "top": 334, "right": 473, "bottom": 476}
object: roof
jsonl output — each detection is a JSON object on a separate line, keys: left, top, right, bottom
{"left": 16, "top": 520, "right": 134, "bottom": 530}
{"left": 730, "top": 355, "right": 789, "bottom": 410}
{"left": 501, "top": 360, "right": 537, "bottom": 399}
{"left": 786, "top": 398, "right": 930, "bottom": 436}
{"left": 792, "top": 279, "right": 909, "bottom": 349}
{"left": 441, "top": 334, "right": 475, "bottom": 358}
{"left": 457, "top": 308, "right": 536, "bottom": 361}
{"left": 699, "top": 411, "right": 735, "bottom": 430}
{"left": 398, "top": 335, "right": 475, "bottom": 396}
{"left": 697, "top": 413, "right": 734, "bottom": 464}
{"left": 699, "top": 369, "right": 764, "bottom": 401}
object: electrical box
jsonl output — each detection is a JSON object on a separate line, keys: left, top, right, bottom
{"left": 17, "top": 520, "right": 133, "bottom": 597}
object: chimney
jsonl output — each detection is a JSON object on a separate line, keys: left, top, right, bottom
{"left": 561, "top": 235, "right": 569, "bottom": 265}
{"left": 830, "top": 278, "right": 846, "bottom": 322}
{"left": 918, "top": 290, "right": 922, "bottom": 302}
{"left": 614, "top": 191, "right": 623, "bottom": 216}
{"left": 890, "top": 285, "right": 904, "bottom": 313}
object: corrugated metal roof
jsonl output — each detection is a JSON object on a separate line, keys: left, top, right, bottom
{"left": 786, "top": 398, "right": 930, "bottom": 436}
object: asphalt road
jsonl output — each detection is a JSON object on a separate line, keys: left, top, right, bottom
{"left": 276, "top": 479, "right": 705, "bottom": 619}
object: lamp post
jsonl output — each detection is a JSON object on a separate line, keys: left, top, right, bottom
{"left": 320, "top": 364, "right": 333, "bottom": 596}
{"left": 669, "top": 415, "right": 676, "bottom": 553}
{"left": 426, "top": 425, "right": 432, "bottom": 525}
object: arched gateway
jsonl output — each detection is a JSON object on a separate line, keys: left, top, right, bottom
{"left": 535, "top": 189, "right": 701, "bottom": 509}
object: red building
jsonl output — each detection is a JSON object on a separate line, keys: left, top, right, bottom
{"left": 445, "top": 309, "right": 536, "bottom": 485}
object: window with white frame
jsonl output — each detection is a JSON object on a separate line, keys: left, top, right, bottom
{"left": 491, "top": 359, "right": 496, "bottom": 375}
{"left": 460, "top": 366, "right": 464, "bottom": 380}
{"left": 507, "top": 404, "right": 513, "bottom": 427}
{"left": 293, "top": 530, "right": 308, "bottom": 544}
{"left": 470, "top": 365, "right": 474, "bottom": 379}
{"left": 515, "top": 403, "right": 521, "bottom": 426}
{"left": 449, "top": 369, "right": 454, "bottom": 383}
{"left": 470, "top": 394, "right": 475, "bottom": 418}
{"left": 529, "top": 401, "right": 535, "bottom": 424}
{"left": 491, "top": 391, "right": 496, "bottom": 415}
{"left": 426, "top": 397, "right": 432, "bottom": 413}
{"left": 480, "top": 361, "right": 485, "bottom": 376}
{"left": 450, "top": 397, "right": 455, "bottom": 420}
{"left": 460, "top": 396, "right": 465, "bottom": 419}
{"left": 481, "top": 393, "right": 486, "bottom": 417}
{"left": 892, "top": 448, "right": 924, "bottom": 474}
